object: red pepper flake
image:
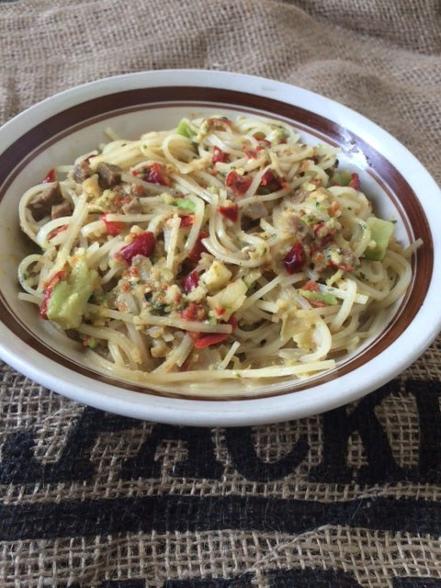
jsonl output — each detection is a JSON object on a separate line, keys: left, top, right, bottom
{"left": 134, "top": 163, "right": 170, "bottom": 186}
{"left": 283, "top": 242, "right": 306, "bottom": 274}
{"left": 39, "top": 269, "right": 66, "bottom": 319}
{"left": 328, "top": 261, "right": 354, "bottom": 273}
{"left": 181, "top": 302, "right": 206, "bottom": 321}
{"left": 349, "top": 173, "right": 361, "bottom": 190}
{"left": 313, "top": 222, "right": 335, "bottom": 247}
{"left": 193, "top": 332, "right": 229, "bottom": 349}
{"left": 101, "top": 214, "right": 124, "bottom": 236}
{"left": 212, "top": 147, "right": 229, "bottom": 164}
{"left": 303, "top": 280, "right": 319, "bottom": 292}
{"left": 328, "top": 201, "right": 341, "bottom": 217}
{"left": 183, "top": 270, "right": 200, "bottom": 293}
{"left": 42, "top": 169, "right": 56, "bottom": 183}
{"left": 243, "top": 146, "right": 263, "bottom": 159}
{"left": 188, "top": 231, "right": 209, "bottom": 263}
{"left": 219, "top": 204, "right": 239, "bottom": 222}
{"left": 310, "top": 300, "right": 327, "bottom": 308}
{"left": 113, "top": 194, "right": 123, "bottom": 208}
{"left": 47, "top": 225, "right": 67, "bottom": 240}
{"left": 208, "top": 117, "right": 232, "bottom": 130}
{"left": 180, "top": 215, "right": 194, "bottom": 228}
{"left": 225, "top": 171, "right": 252, "bottom": 196}
{"left": 119, "top": 231, "right": 156, "bottom": 264}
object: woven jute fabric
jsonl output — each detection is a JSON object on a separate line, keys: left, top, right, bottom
{"left": 1, "top": 1, "right": 441, "bottom": 586}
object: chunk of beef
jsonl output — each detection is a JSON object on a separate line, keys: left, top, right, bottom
{"left": 28, "top": 184, "right": 63, "bottom": 221}
{"left": 97, "top": 162, "right": 122, "bottom": 189}
{"left": 51, "top": 200, "right": 73, "bottom": 219}
{"left": 122, "top": 197, "right": 142, "bottom": 214}
{"left": 72, "top": 160, "right": 91, "bottom": 183}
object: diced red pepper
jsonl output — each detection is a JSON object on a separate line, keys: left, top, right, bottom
{"left": 39, "top": 269, "right": 66, "bottom": 319}
{"left": 193, "top": 332, "right": 229, "bottom": 349}
{"left": 349, "top": 173, "right": 361, "bottom": 190}
{"left": 133, "top": 163, "right": 170, "bottom": 186}
{"left": 212, "top": 147, "right": 229, "bottom": 164}
{"left": 181, "top": 302, "right": 206, "bottom": 321}
{"left": 42, "top": 169, "right": 56, "bottom": 183}
{"left": 260, "top": 170, "right": 276, "bottom": 187}
{"left": 283, "top": 242, "right": 306, "bottom": 274}
{"left": 188, "top": 231, "right": 209, "bottom": 263}
{"left": 228, "top": 315, "right": 238, "bottom": 330}
{"left": 180, "top": 215, "right": 194, "bottom": 228}
{"left": 147, "top": 163, "right": 170, "bottom": 186}
{"left": 219, "top": 204, "right": 239, "bottom": 222}
{"left": 183, "top": 270, "right": 200, "bottom": 293}
{"left": 303, "top": 280, "right": 319, "bottom": 292}
{"left": 47, "top": 225, "right": 67, "bottom": 240}
{"left": 119, "top": 231, "right": 156, "bottom": 264}
{"left": 225, "top": 171, "right": 252, "bottom": 196}
{"left": 190, "top": 313, "right": 236, "bottom": 348}
{"left": 101, "top": 214, "right": 124, "bottom": 236}
{"left": 260, "top": 170, "right": 282, "bottom": 192}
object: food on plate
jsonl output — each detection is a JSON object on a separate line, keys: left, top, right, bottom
{"left": 17, "top": 114, "right": 417, "bottom": 392}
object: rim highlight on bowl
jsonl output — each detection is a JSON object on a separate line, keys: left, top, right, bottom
{"left": 0, "top": 69, "right": 440, "bottom": 426}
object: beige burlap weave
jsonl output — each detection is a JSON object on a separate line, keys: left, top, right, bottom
{"left": 1, "top": 1, "right": 441, "bottom": 587}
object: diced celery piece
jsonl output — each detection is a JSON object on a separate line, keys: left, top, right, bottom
{"left": 364, "top": 217, "right": 395, "bottom": 261}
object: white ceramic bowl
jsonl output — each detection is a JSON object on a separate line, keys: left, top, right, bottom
{"left": 0, "top": 69, "right": 440, "bottom": 426}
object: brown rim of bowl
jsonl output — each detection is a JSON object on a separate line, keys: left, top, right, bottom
{"left": 0, "top": 86, "right": 433, "bottom": 401}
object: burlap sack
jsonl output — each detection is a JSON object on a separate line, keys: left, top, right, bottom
{"left": 0, "top": 1, "right": 440, "bottom": 586}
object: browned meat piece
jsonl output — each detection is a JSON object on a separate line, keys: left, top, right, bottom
{"left": 122, "top": 197, "right": 142, "bottom": 214}
{"left": 97, "top": 162, "right": 122, "bottom": 189}
{"left": 28, "top": 184, "right": 63, "bottom": 221}
{"left": 51, "top": 200, "right": 73, "bottom": 219}
{"left": 72, "top": 160, "right": 91, "bottom": 183}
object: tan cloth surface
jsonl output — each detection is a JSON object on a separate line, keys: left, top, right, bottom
{"left": 0, "top": 1, "right": 441, "bottom": 587}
